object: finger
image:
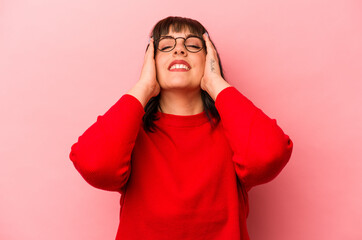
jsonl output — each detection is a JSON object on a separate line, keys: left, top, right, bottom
{"left": 203, "top": 34, "right": 218, "bottom": 61}
{"left": 203, "top": 33, "right": 215, "bottom": 51}
{"left": 145, "top": 37, "right": 155, "bottom": 59}
{"left": 148, "top": 37, "right": 154, "bottom": 48}
{"left": 203, "top": 32, "right": 209, "bottom": 41}
{"left": 149, "top": 37, "right": 154, "bottom": 48}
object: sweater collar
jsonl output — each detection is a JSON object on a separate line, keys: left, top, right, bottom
{"left": 154, "top": 110, "right": 209, "bottom": 127}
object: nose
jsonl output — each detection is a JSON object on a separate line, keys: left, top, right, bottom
{"left": 173, "top": 39, "right": 187, "bottom": 56}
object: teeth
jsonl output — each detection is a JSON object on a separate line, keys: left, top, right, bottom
{"left": 170, "top": 64, "right": 189, "bottom": 70}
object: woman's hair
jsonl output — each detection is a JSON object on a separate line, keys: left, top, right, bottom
{"left": 143, "top": 16, "right": 227, "bottom": 132}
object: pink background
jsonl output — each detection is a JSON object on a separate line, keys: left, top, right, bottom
{"left": 1, "top": 0, "right": 361, "bottom": 239}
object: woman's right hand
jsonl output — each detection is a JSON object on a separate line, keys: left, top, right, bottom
{"left": 127, "top": 37, "right": 161, "bottom": 107}
{"left": 138, "top": 37, "right": 160, "bottom": 97}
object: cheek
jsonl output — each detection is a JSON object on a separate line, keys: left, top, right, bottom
{"left": 200, "top": 60, "right": 206, "bottom": 71}
{"left": 196, "top": 56, "right": 206, "bottom": 75}
{"left": 155, "top": 55, "right": 167, "bottom": 70}
{"left": 198, "top": 53, "right": 206, "bottom": 68}
{"left": 155, "top": 58, "right": 163, "bottom": 75}
{"left": 155, "top": 58, "right": 168, "bottom": 84}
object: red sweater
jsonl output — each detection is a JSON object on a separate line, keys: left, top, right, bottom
{"left": 69, "top": 86, "right": 293, "bottom": 240}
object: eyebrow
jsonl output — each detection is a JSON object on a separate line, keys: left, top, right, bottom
{"left": 160, "top": 33, "right": 197, "bottom": 38}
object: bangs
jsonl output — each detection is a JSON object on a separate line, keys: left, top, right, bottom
{"left": 151, "top": 16, "right": 206, "bottom": 40}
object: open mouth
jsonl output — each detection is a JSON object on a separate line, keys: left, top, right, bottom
{"left": 168, "top": 60, "right": 191, "bottom": 72}
{"left": 169, "top": 64, "right": 190, "bottom": 71}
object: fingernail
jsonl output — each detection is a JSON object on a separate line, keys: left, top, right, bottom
{"left": 148, "top": 37, "right": 151, "bottom": 44}
{"left": 205, "top": 32, "right": 209, "bottom": 38}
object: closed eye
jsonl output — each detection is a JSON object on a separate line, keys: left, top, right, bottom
{"left": 186, "top": 45, "right": 201, "bottom": 49}
{"left": 161, "top": 46, "right": 172, "bottom": 51}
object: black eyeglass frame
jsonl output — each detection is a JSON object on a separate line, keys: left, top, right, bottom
{"left": 154, "top": 35, "right": 206, "bottom": 53}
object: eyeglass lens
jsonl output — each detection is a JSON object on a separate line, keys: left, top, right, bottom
{"left": 158, "top": 37, "right": 203, "bottom": 52}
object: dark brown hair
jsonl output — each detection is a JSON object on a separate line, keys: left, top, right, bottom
{"left": 143, "top": 16, "right": 227, "bottom": 132}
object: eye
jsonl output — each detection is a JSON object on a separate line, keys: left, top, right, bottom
{"left": 185, "top": 37, "right": 203, "bottom": 51}
{"left": 161, "top": 46, "right": 172, "bottom": 51}
{"left": 186, "top": 45, "right": 201, "bottom": 49}
{"left": 158, "top": 37, "right": 175, "bottom": 51}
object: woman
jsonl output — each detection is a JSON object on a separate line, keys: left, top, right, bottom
{"left": 69, "top": 16, "right": 293, "bottom": 240}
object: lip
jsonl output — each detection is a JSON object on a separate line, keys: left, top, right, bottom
{"left": 168, "top": 60, "right": 191, "bottom": 71}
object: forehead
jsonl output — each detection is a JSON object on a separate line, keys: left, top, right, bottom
{"left": 162, "top": 25, "right": 193, "bottom": 37}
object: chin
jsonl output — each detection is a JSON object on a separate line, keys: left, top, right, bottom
{"left": 158, "top": 74, "right": 202, "bottom": 90}
{"left": 159, "top": 77, "right": 186, "bottom": 88}
{"left": 161, "top": 84, "right": 201, "bottom": 92}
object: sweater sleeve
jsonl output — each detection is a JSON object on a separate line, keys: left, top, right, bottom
{"left": 69, "top": 94, "right": 145, "bottom": 191}
{"left": 215, "top": 86, "right": 293, "bottom": 191}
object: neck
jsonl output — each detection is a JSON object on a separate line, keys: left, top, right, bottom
{"left": 158, "top": 88, "right": 204, "bottom": 115}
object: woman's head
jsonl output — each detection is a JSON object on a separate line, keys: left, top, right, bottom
{"left": 143, "top": 16, "right": 225, "bottom": 132}
{"left": 154, "top": 27, "right": 206, "bottom": 92}
{"left": 150, "top": 16, "right": 207, "bottom": 55}
{"left": 149, "top": 16, "right": 225, "bottom": 79}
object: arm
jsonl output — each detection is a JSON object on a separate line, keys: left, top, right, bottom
{"left": 215, "top": 86, "right": 293, "bottom": 191}
{"left": 69, "top": 37, "right": 159, "bottom": 191}
{"left": 69, "top": 93, "right": 145, "bottom": 191}
{"left": 201, "top": 33, "right": 293, "bottom": 191}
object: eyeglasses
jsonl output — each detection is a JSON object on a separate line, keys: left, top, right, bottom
{"left": 155, "top": 35, "right": 205, "bottom": 53}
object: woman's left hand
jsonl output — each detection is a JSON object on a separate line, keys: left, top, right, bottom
{"left": 201, "top": 33, "right": 231, "bottom": 100}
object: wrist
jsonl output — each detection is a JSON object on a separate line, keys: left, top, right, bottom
{"left": 127, "top": 83, "right": 154, "bottom": 108}
{"left": 204, "top": 76, "right": 231, "bottom": 101}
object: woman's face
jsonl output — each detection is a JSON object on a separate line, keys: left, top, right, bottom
{"left": 155, "top": 28, "right": 206, "bottom": 92}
